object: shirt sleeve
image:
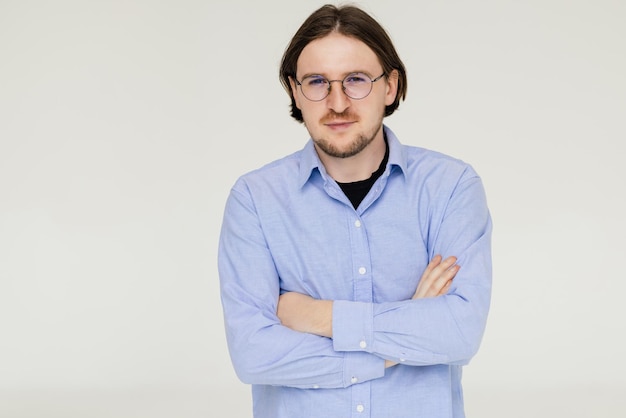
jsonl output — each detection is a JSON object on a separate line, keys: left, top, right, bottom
{"left": 218, "top": 181, "right": 386, "bottom": 388}
{"left": 332, "top": 171, "right": 492, "bottom": 366}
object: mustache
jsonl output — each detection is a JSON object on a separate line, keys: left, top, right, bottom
{"left": 321, "top": 110, "right": 356, "bottom": 123}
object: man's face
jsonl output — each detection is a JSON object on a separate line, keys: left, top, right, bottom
{"left": 289, "top": 32, "right": 398, "bottom": 159}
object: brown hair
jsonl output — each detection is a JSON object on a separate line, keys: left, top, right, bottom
{"left": 279, "top": 4, "right": 408, "bottom": 122}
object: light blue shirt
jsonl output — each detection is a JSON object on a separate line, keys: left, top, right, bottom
{"left": 218, "top": 126, "right": 492, "bottom": 418}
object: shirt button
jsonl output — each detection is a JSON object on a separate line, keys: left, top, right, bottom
{"left": 354, "top": 220, "right": 361, "bottom": 227}
{"left": 351, "top": 376, "right": 358, "bottom": 384}
{"left": 358, "top": 267, "right": 366, "bottom": 275}
{"left": 359, "top": 340, "right": 367, "bottom": 349}
{"left": 356, "top": 404, "right": 364, "bottom": 413}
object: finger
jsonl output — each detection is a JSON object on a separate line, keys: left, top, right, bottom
{"left": 413, "top": 255, "right": 442, "bottom": 298}
{"left": 437, "top": 279, "right": 453, "bottom": 296}
{"left": 431, "top": 263, "right": 459, "bottom": 294}
{"left": 414, "top": 256, "right": 458, "bottom": 299}
{"left": 433, "top": 256, "right": 457, "bottom": 277}
{"left": 438, "top": 262, "right": 460, "bottom": 284}
{"left": 420, "top": 254, "right": 442, "bottom": 281}
{"left": 428, "top": 256, "right": 457, "bottom": 282}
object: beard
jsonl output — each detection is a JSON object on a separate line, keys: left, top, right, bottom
{"left": 310, "top": 111, "right": 383, "bottom": 159}
{"left": 313, "top": 132, "right": 375, "bottom": 158}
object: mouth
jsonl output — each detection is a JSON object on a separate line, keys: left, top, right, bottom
{"left": 324, "top": 121, "right": 355, "bottom": 130}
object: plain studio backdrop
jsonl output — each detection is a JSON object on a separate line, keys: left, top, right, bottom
{"left": 1, "top": 0, "right": 624, "bottom": 417}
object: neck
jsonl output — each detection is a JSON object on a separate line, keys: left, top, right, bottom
{"left": 318, "top": 129, "right": 386, "bottom": 183}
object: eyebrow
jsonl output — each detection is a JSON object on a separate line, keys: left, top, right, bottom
{"left": 299, "top": 70, "right": 376, "bottom": 80}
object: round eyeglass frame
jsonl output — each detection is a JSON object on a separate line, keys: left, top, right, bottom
{"left": 294, "top": 72, "right": 386, "bottom": 102}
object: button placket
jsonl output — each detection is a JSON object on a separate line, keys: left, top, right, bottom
{"left": 349, "top": 214, "right": 373, "bottom": 302}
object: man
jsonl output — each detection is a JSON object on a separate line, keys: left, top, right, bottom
{"left": 218, "top": 4, "right": 492, "bottom": 418}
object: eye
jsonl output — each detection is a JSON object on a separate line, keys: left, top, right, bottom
{"left": 304, "top": 76, "right": 328, "bottom": 87}
{"left": 344, "top": 73, "right": 369, "bottom": 85}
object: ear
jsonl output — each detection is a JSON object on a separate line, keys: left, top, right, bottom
{"left": 289, "top": 76, "right": 303, "bottom": 110}
{"left": 384, "top": 70, "right": 399, "bottom": 106}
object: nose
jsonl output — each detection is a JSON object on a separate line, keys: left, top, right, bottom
{"left": 326, "top": 80, "right": 350, "bottom": 113}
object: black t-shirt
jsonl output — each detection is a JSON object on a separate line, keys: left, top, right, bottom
{"left": 336, "top": 139, "right": 389, "bottom": 209}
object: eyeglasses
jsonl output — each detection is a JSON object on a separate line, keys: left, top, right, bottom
{"left": 295, "top": 72, "right": 386, "bottom": 101}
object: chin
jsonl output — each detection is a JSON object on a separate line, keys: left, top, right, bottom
{"left": 313, "top": 133, "right": 373, "bottom": 159}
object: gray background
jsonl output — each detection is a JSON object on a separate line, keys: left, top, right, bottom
{"left": 1, "top": 0, "right": 624, "bottom": 416}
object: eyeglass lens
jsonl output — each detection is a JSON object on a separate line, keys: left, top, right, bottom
{"left": 300, "top": 72, "right": 376, "bottom": 101}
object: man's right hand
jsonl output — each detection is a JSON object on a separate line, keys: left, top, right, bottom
{"left": 384, "top": 255, "right": 459, "bottom": 368}
{"left": 412, "top": 254, "right": 459, "bottom": 299}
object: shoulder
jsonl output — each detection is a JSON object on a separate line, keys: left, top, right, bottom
{"left": 402, "top": 144, "right": 479, "bottom": 184}
{"left": 385, "top": 126, "right": 479, "bottom": 183}
{"left": 231, "top": 149, "right": 304, "bottom": 194}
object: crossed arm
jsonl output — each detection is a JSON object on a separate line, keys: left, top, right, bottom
{"left": 276, "top": 254, "right": 459, "bottom": 366}
{"left": 221, "top": 170, "right": 491, "bottom": 387}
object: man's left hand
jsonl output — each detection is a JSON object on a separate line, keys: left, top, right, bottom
{"left": 277, "top": 292, "right": 333, "bottom": 338}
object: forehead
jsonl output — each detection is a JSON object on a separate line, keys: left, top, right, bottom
{"left": 296, "top": 32, "right": 380, "bottom": 76}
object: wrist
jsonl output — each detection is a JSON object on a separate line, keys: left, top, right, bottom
{"left": 312, "top": 299, "right": 333, "bottom": 338}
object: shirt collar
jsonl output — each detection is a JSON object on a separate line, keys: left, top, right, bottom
{"left": 297, "top": 125, "right": 408, "bottom": 189}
